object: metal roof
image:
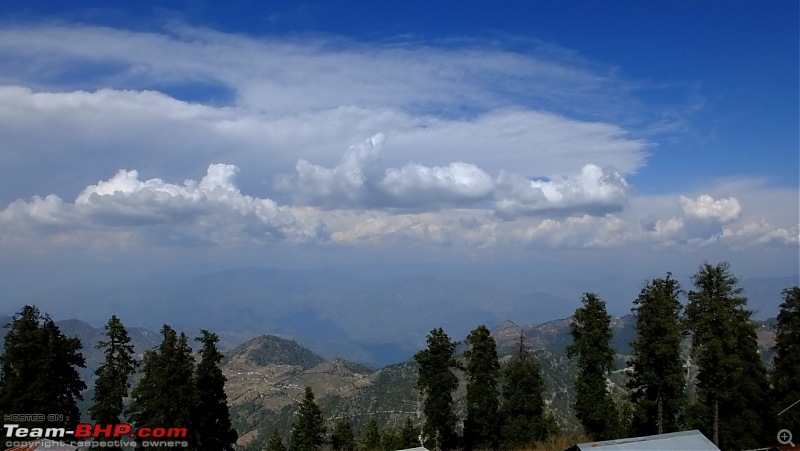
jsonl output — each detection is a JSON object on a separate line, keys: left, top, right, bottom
{"left": 570, "top": 430, "right": 720, "bottom": 451}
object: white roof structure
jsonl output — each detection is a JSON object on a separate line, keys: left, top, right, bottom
{"left": 569, "top": 430, "right": 720, "bottom": 451}
{"left": 396, "top": 447, "right": 429, "bottom": 451}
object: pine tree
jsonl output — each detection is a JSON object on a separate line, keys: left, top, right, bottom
{"left": 567, "top": 293, "right": 620, "bottom": 441}
{"left": 289, "top": 386, "right": 326, "bottom": 451}
{"left": 90, "top": 316, "right": 138, "bottom": 422}
{"left": 380, "top": 427, "right": 402, "bottom": 451}
{"left": 128, "top": 325, "right": 196, "bottom": 450}
{"left": 772, "top": 286, "right": 800, "bottom": 438}
{"left": 330, "top": 418, "right": 356, "bottom": 451}
{"left": 414, "top": 328, "right": 460, "bottom": 451}
{"left": 360, "top": 417, "right": 382, "bottom": 451}
{"left": 195, "top": 330, "right": 238, "bottom": 450}
{"left": 500, "top": 334, "right": 556, "bottom": 448}
{"left": 89, "top": 315, "right": 138, "bottom": 451}
{"left": 0, "top": 305, "right": 86, "bottom": 430}
{"left": 685, "top": 262, "right": 769, "bottom": 449}
{"left": 463, "top": 325, "right": 501, "bottom": 451}
{"left": 626, "top": 274, "right": 686, "bottom": 435}
{"left": 267, "top": 429, "right": 288, "bottom": 451}
{"left": 39, "top": 315, "right": 87, "bottom": 429}
{"left": 398, "top": 417, "right": 420, "bottom": 449}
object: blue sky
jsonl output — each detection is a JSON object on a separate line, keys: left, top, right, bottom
{"left": 0, "top": 1, "right": 797, "bottom": 320}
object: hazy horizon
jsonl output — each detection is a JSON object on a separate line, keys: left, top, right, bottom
{"left": 0, "top": 2, "right": 797, "bottom": 348}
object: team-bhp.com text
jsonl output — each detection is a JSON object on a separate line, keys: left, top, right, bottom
{"left": 4, "top": 423, "right": 189, "bottom": 448}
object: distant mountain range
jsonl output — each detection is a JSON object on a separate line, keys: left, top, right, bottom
{"left": 221, "top": 314, "right": 778, "bottom": 450}
{"left": 6, "top": 267, "right": 794, "bottom": 366}
{"left": 10, "top": 267, "right": 582, "bottom": 365}
{"left": 0, "top": 311, "right": 777, "bottom": 450}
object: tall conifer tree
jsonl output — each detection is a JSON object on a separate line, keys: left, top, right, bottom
{"left": 685, "top": 262, "right": 769, "bottom": 449}
{"left": 266, "top": 429, "right": 288, "bottom": 451}
{"left": 90, "top": 315, "right": 139, "bottom": 451}
{"left": 398, "top": 417, "right": 420, "bottom": 449}
{"left": 500, "top": 334, "right": 557, "bottom": 448}
{"left": 90, "top": 316, "right": 138, "bottom": 422}
{"left": 463, "top": 324, "right": 501, "bottom": 451}
{"left": 772, "top": 286, "right": 800, "bottom": 437}
{"left": 627, "top": 274, "right": 686, "bottom": 435}
{"left": 413, "top": 328, "right": 460, "bottom": 450}
{"left": 128, "top": 325, "right": 196, "bottom": 450}
{"left": 0, "top": 305, "right": 86, "bottom": 430}
{"left": 567, "top": 293, "right": 620, "bottom": 441}
{"left": 289, "top": 386, "right": 326, "bottom": 451}
{"left": 360, "top": 417, "right": 382, "bottom": 451}
{"left": 195, "top": 330, "right": 238, "bottom": 450}
{"left": 330, "top": 418, "right": 356, "bottom": 451}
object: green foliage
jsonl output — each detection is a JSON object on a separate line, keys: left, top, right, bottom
{"left": 128, "top": 325, "right": 196, "bottom": 449}
{"left": 463, "top": 324, "right": 501, "bottom": 451}
{"left": 567, "top": 293, "right": 620, "bottom": 441}
{"left": 685, "top": 261, "right": 770, "bottom": 449}
{"left": 267, "top": 429, "right": 288, "bottom": 451}
{"left": 0, "top": 305, "right": 86, "bottom": 430}
{"left": 289, "top": 386, "right": 327, "bottom": 451}
{"left": 501, "top": 334, "right": 557, "bottom": 448}
{"left": 90, "top": 316, "right": 138, "bottom": 424}
{"left": 360, "top": 417, "right": 382, "bottom": 451}
{"left": 89, "top": 315, "right": 138, "bottom": 451}
{"left": 414, "top": 327, "right": 460, "bottom": 450}
{"left": 399, "top": 417, "right": 420, "bottom": 449}
{"left": 626, "top": 274, "right": 686, "bottom": 436}
{"left": 195, "top": 330, "right": 238, "bottom": 451}
{"left": 330, "top": 418, "right": 357, "bottom": 451}
{"left": 380, "top": 426, "right": 401, "bottom": 451}
{"left": 772, "top": 286, "right": 800, "bottom": 438}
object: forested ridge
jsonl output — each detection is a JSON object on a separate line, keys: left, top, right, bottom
{"left": 0, "top": 261, "right": 797, "bottom": 451}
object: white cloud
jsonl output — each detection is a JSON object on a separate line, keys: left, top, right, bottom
{"left": 0, "top": 165, "right": 327, "bottom": 246}
{"left": 0, "top": 23, "right": 793, "bottom": 259}
{"left": 722, "top": 221, "right": 800, "bottom": 248}
{"left": 276, "top": 134, "right": 631, "bottom": 217}
{"left": 277, "top": 133, "right": 498, "bottom": 210}
{"left": 328, "top": 210, "right": 499, "bottom": 248}
{"left": 0, "top": 24, "right": 653, "bottom": 208}
{"left": 0, "top": 24, "right": 635, "bottom": 118}
{"left": 493, "top": 164, "right": 630, "bottom": 219}
{"left": 679, "top": 194, "right": 742, "bottom": 223}
{"left": 0, "top": 87, "right": 648, "bottom": 210}
{"left": 380, "top": 162, "right": 495, "bottom": 205}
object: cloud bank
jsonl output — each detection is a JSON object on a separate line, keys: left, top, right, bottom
{"left": 1, "top": 165, "right": 327, "bottom": 246}
{"left": 3, "top": 149, "right": 794, "bottom": 253}
{"left": 276, "top": 134, "right": 630, "bottom": 218}
{"left": 0, "top": 23, "right": 794, "bottom": 257}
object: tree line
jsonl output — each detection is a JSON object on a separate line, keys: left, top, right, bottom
{"left": 267, "top": 324, "right": 557, "bottom": 451}
{"left": 262, "top": 389, "right": 422, "bottom": 451}
{"left": 0, "top": 309, "right": 237, "bottom": 451}
{"left": 407, "top": 261, "right": 799, "bottom": 451}
{"left": 0, "top": 260, "right": 797, "bottom": 451}
{"left": 569, "top": 262, "right": 799, "bottom": 451}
